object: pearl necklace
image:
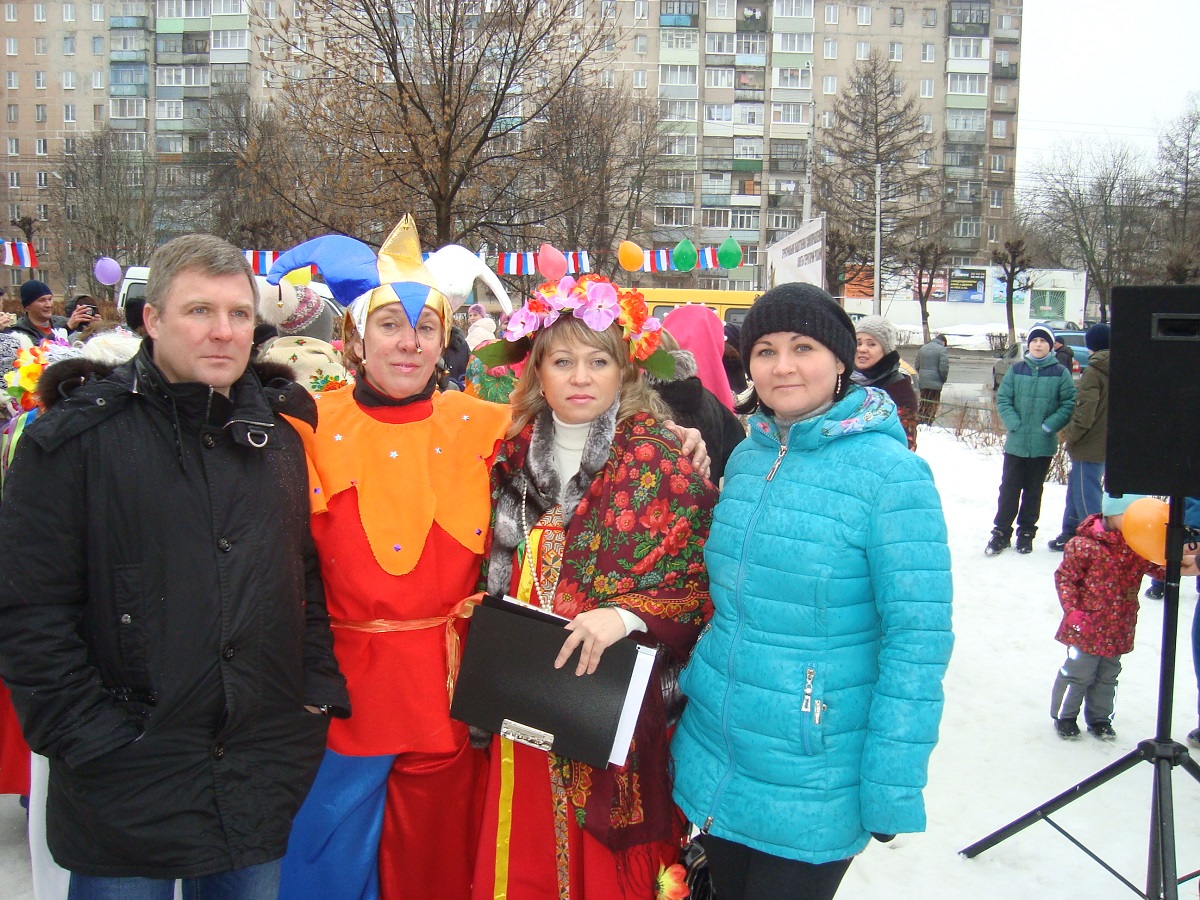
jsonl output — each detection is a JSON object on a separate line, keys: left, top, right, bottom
{"left": 520, "top": 478, "right": 560, "bottom": 613}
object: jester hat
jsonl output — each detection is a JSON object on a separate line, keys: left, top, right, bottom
{"left": 265, "top": 215, "right": 454, "bottom": 344}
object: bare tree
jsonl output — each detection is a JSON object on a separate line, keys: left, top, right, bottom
{"left": 251, "top": 0, "right": 621, "bottom": 248}
{"left": 1028, "top": 140, "right": 1156, "bottom": 322}
{"left": 46, "top": 128, "right": 166, "bottom": 294}
{"left": 992, "top": 237, "right": 1034, "bottom": 346}
{"left": 1156, "top": 93, "right": 1200, "bottom": 283}
{"left": 815, "top": 51, "right": 937, "bottom": 297}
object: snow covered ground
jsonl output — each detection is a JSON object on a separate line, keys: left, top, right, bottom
{"left": 2, "top": 425, "right": 1198, "bottom": 898}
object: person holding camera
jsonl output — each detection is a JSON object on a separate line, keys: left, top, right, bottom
{"left": 6, "top": 280, "right": 96, "bottom": 344}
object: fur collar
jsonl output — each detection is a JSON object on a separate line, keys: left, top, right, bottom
{"left": 643, "top": 348, "right": 696, "bottom": 386}
{"left": 486, "top": 400, "right": 617, "bottom": 597}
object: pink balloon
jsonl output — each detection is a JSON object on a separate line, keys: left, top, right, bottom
{"left": 536, "top": 243, "right": 568, "bottom": 281}
{"left": 94, "top": 256, "right": 122, "bottom": 286}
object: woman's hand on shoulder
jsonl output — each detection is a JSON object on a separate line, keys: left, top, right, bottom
{"left": 663, "top": 420, "right": 711, "bottom": 481}
{"left": 556, "top": 608, "right": 628, "bottom": 676}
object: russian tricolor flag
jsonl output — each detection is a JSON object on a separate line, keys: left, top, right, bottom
{"left": 643, "top": 249, "right": 672, "bottom": 273}
{"left": 5, "top": 241, "right": 37, "bottom": 268}
{"left": 498, "top": 252, "right": 536, "bottom": 276}
{"left": 565, "top": 251, "right": 590, "bottom": 275}
{"left": 245, "top": 250, "right": 279, "bottom": 275}
{"left": 698, "top": 247, "right": 719, "bottom": 269}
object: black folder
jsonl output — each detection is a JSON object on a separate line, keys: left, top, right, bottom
{"left": 450, "top": 595, "right": 656, "bottom": 769}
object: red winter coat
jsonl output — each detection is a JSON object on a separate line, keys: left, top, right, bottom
{"left": 1054, "top": 514, "right": 1164, "bottom": 657}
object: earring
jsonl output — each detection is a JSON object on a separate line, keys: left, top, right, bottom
{"left": 835, "top": 372, "right": 842, "bottom": 396}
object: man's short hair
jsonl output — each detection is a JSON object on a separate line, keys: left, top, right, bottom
{"left": 145, "top": 235, "right": 255, "bottom": 312}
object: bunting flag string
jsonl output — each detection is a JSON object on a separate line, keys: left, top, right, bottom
{"left": 497, "top": 252, "right": 536, "bottom": 276}
{"left": 245, "top": 250, "right": 278, "bottom": 275}
{"left": 642, "top": 249, "right": 673, "bottom": 273}
{"left": 564, "top": 251, "right": 590, "bottom": 275}
{"left": 1, "top": 241, "right": 38, "bottom": 268}
{"left": 698, "top": 247, "right": 720, "bottom": 269}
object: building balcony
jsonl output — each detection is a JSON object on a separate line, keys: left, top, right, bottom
{"left": 734, "top": 53, "right": 766, "bottom": 68}
{"left": 659, "top": 13, "right": 699, "bottom": 27}
{"left": 701, "top": 153, "right": 734, "bottom": 170}
{"left": 732, "top": 158, "right": 762, "bottom": 172}
{"left": 993, "top": 62, "right": 1019, "bottom": 79}
{"left": 657, "top": 191, "right": 694, "bottom": 205}
{"left": 993, "top": 27, "right": 1021, "bottom": 42}
{"left": 110, "top": 50, "right": 147, "bottom": 63}
{"left": 769, "top": 155, "right": 806, "bottom": 174}
{"left": 734, "top": 89, "right": 764, "bottom": 103}
{"left": 988, "top": 169, "right": 1014, "bottom": 186}
{"left": 990, "top": 134, "right": 1016, "bottom": 149}
{"left": 947, "top": 234, "right": 982, "bottom": 252}
{"left": 945, "top": 129, "right": 986, "bottom": 145}
{"left": 700, "top": 193, "right": 730, "bottom": 206}
{"left": 183, "top": 52, "right": 211, "bottom": 64}
{"left": 947, "top": 22, "right": 988, "bottom": 37}
{"left": 109, "top": 83, "right": 148, "bottom": 97}
{"left": 182, "top": 86, "right": 211, "bottom": 99}
{"left": 110, "top": 15, "right": 149, "bottom": 29}
{"left": 156, "top": 51, "right": 183, "bottom": 64}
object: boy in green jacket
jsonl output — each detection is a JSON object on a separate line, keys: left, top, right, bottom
{"left": 986, "top": 324, "right": 1077, "bottom": 555}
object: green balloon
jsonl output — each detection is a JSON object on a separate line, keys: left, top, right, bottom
{"left": 717, "top": 236, "right": 743, "bottom": 269}
{"left": 673, "top": 238, "right": 697, "bottom": 272}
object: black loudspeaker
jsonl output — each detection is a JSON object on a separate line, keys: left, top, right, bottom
{"left": 1105, "top": 285, "right": 1200, "bottom": 496}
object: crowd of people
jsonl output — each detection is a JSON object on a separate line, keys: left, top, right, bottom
{"left": 0, "top": 225, "right": 976, "bottom": 900}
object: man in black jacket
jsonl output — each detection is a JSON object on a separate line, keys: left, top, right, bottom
{"left": 7, "top": 278, "right": 96, "bottom": 343}
{"left": 0, "top": 235, "right": 349, "bottom": 899}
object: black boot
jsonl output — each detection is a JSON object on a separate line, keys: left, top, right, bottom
{"left": 1015, "top": 530, "right": 1034, "bottom": 554}
{"left": 985, "top": 529, "right": 1010, "bottom": 556}
{"left": 1054, "top": 717, "right": 1081, "bottom": 739}
{"left": 1047, "top": 533, "right": 1070, "bottom": 551}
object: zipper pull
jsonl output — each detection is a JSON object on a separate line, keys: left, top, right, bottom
{"left": 801, "top": 667, "right": 814, "bottom": 713}
{"left": 814, "top": 701, "right": 826, "bottom": 725}
{"left": 766, "top": 444, "right": 787, "bottom": 481}
{"left": 701, "top": 816, "right": 713, "bottom": 834}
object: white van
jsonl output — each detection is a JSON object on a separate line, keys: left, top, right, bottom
{"left": 116, "top": 266, "right": 150, "bottom": 313}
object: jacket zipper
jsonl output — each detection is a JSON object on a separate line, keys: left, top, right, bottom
{"left": 704, "top": 434, "right": 787, "bottom": 832}
{"left": 800, "top": 666, "right": 823, "bottom": 755}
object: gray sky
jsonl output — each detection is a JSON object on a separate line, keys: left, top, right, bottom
{"left": 1015, "top": 0, "right": 1200, "bottom": 191}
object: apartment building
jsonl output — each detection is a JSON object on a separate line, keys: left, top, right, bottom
{"left": 613, "top": 0, "right": 1022, "bottom": 289}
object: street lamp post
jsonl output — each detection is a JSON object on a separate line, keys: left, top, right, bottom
{"left": 873, "top": 162, "right": 882, "bottom": 316}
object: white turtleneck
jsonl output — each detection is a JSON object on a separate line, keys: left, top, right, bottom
{"left": 550, "top": 411, "right": 646, "bottom": 636}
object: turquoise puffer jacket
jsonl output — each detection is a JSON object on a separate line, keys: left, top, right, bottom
{"left": 995, "top": 353, "right": 1076, "bottom": 458}
{"left": 670, "top": 386, "right": 954, "bottom": 864}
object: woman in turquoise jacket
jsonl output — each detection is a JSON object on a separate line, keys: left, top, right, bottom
{"left": 986, "top": 323, "right": 1076, "bottom": 555}
{"left": 670, "top": 284, "right": 954, "bottom": 900}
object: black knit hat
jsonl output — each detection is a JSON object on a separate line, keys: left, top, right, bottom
{"left": 19, "top": 279, "right": 52, "bottom": 308}
{"left": 1085, "top": 323, "right": 1110, "bottom": 352}
{"left": 740, "top": 283, "right": 857, "bottom": 377}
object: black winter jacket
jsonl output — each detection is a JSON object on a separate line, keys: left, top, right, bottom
{"left": 650, "top": 349, "right": 746, "bottom": 483}
{"left": 0, "top": 343, "right": 349, "bottom": 878}
{"left": 6, "top": 313, "right": 73, "bottom": 344}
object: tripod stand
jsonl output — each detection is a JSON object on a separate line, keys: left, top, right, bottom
{"left": 961, "top": 497, "right": 1200, "bottom": 900}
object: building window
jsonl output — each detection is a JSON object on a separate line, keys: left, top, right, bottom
{"left": 659, "top": 65, "right": 697, "bottom": 86}
{"left": 211, "top": 30, "right": 249, "bottom": 50}
{"left": 919, "top": 78, "right": 933, "bottom": 98}
{"left": 633, "top": 0, "right": 647, "bottom": 18}
{"left": 922, "top": 7, "right": 936, "bottom": 26}
{"left": 953, "top": 216, "right": 982, "bottom": 238}
{"left": 737, "top": 33, "right": 766, "bottom": 54}
{"left": 63, "top": 103, "right": 76, "bottom": 122}
{"left": 917, "top": 148, "right": 930, "bottom": 167}
{"left": 599, "top": 69, "right": 615, "bottom": 88}
{"left": 889, "top": 6, "right": 902, "bottom": 25}
{"left": 822, "top": 75, "right": 837, "bottom": 94}
{"left": 987, "top": 223, "right": 999, "bottom": 242}
{"left": 661, "top": 100, "right": 697, "bottom": 121}
{"left": 92, "top": 35, "right": 104, "bottom": 55}
{"left": 772, "top": 101, "right": 809, "bottom": 124}
{"left": 5, "top": 104, "right": 16, "bottom": 123}
{"left": 34, "top": 103, "right": 46, "bottom": 122}
{"left": 92, "top": 70, "right": 103, "bottom": 88}
{"left": 92, "top": 2, "right": 104, "bottom": 20}
{"left": 634, "top": 34, "right": 648, "bottom": 54}
{"left": 2, "top": 4, "right": 14, "bottom": 22}
{"left": 773, "top": 0, "right": 813, "bottom": 15}
{"left": 4, "top": 38, "right": 16, "bottom": 56}
{"left": 655, "top": 206, "right": 694, "bottom": 227}
{"left": 946, "top": 108, "right": 984, "bottom": 131}
{"left": 63, "top": 71, "right": 76, "bottom": 89}
{"left": 64, "top": 35, "right": 76, "bottom": 55}
{"left": 856, "top": 4, "right": 870, "bottom": 25}
{"left": 731, "top": 209, "right": 760, "bottom": 230}
{"left": 994, "top": 84, "right": 1008, "bottom": 104}
{"left": 7, "top": 172, "right": 19, "bottom": 189}
{"left": 707, "top": 33, "right": 735, "bottom": 53}
{"left": 919, "top": 113, "right": 933, "bottom": 132}
{"left": 155, "top": 99, "right": 183, "bottom": 118}
{"left": 660, "top": 135, "right": 697, "bottom": 155}
{"left": 632, "top": 69, "right": 646, "bottom": 88}
{"left": 990, "top": 188, "right": 1003, "bottom": 209}
{"left": 734, "top": 136, "right": 762, "bottom": 158}
{"left": 4, "top": 71, "right": 15, "bottom": 89}
{"left": 34, "top": 37, "right": 47, "bottom": 55}
{"left": 888, "top": 41, "right": 902, "bottom": 61}
{"left": 824, "top": 4, "right": 837, "bottom": 24}
{"left": 706, "top": 67, "right": 734, "bottom": 88}
{"left": 856, "top": 41, "right": 870, "bottom": 60}
{"left": 35, "top": 138, "right": 47, "bottom": 155}
{"left": 701, "top": 207, "right": 731, "bottom": 228}
{"left": 991, "top": 154, "right": 1004, "bottom": 172}
{"left": 950, "top": 37, "right": 983, "bottom": 59}
{"left": 822, "top": 109, "right": 835, "bottom": 128}
{"left": 775, "top": 67, "right": 804, "bottom": 88}
{"left": 735, "top": 103, "right": 762, "bottom": 125}
{"left": 705, "top": 103, "right": 732, "bottom": 122}
{"left": 992, "top": 119, "right": 1007, "bottom": 138}
{"left": 947, "top": 73, "right": 986, "bottom": 94}
{"left": 5, "top": 138, "right": 15, "bottom": 155}
{"left": 823, "top": 38, "right": 837, "bottom": 59}
{"left": 63, "top": 2, "right": 75, "bottom": 21}
{"left": 36, "top": 171, "right": 48, "bottom": 188}
{"left": 156, "top": 66, "right": 210, "bottom": 86}
{"left": 63, "top": 137, "right": 76, "bottom": 154}
{"left": 33, "top": 3, "right": 45, "bottom": 20}
{"left": 662, "top": 29, "right": 698, "bottom": 50}
{"left": 776, "top": 33, "right": 812, "bottom": 53}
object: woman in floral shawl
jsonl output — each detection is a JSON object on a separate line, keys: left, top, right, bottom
{"left": 472, "top": 274, "right": 717, "bottom": 900}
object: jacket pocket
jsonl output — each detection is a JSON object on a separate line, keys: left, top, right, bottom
{"left": 112, "top": 563, "right": 156, "bottom": 702}
{"left": 798, "top": 663, "right": 826, "bottom": 756}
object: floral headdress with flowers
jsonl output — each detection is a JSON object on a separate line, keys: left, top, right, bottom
{"left": 474, "top": 271, "right": 676, "bottom": 379}
{"left": 3, "top": 338, "right": 76, "bottom": 412}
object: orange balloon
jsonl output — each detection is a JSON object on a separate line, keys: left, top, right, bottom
{"left": 1121, "top": 497, "right": 1169, "bottom": 565}
{"left": 617, "top": 240, "right": 644, "bottom": 272}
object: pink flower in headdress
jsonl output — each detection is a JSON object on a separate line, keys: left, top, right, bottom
{"left": 575, "top": 278, "right": 619, "bottom": 331}
{"left": 535, "top": 276, "right": 582, "bottom": 314}
{"left": 504, "top": 303, "right": 544, "bottom": 340}
{"left": 628, "top": 316, "right": 664, "bottom": 361}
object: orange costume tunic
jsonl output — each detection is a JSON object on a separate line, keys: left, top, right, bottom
{"left": 287, "top": 385, "right": 510, "bottom": 900}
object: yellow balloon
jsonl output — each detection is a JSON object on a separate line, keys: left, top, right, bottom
{"left": 1121, "top": 497, "right": 1169, "bottom": 565}
{"left": 617, "top": 240, "right": 644, "bottom": 272}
